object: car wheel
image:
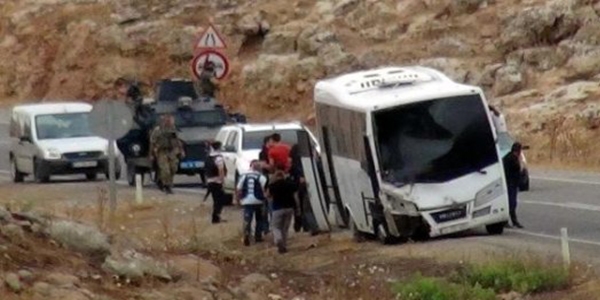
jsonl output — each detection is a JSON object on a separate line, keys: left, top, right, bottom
{"left": 33, "top": 158, "right": 50, "bottom": 183}
{"left": 486, "top": 221, "right": 506, "bottom": 235}
{"left": 86, "top": 173, "right": 98, "bottom": 181}
{"left": 10, "top": 156, "right": 24, "bottom": 183}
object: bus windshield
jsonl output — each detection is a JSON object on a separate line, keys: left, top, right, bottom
{"left": 374, "top": 94, "right": 498, "bottom": 185}
{"left": 36, "top": 112, "right": 94, "bottom": 140}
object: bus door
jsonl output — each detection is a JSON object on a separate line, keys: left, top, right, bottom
{"left": 296, "top": 130, "right": 331, "bottom": 232}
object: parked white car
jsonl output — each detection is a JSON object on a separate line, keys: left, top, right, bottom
{"left": 9, "top": 102, "right": 121, "bottom": 183}
{"left": 214, "top": 122, "right": 320, "bottom": 190}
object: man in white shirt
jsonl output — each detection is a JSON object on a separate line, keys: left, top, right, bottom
{"left": 206, "top": 141, "right": 227, "bottom": 224}
{"left": 489, "top": 105, "right": 508, "bottom": 133}
{"left": 236, "top": 160, "right": 268, "bottom": 246}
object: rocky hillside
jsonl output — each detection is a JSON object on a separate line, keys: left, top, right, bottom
{"left": 3, "top": 0, "right": 600, "bottom": 163}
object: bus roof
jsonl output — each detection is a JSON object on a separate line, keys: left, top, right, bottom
{"left": 12, "top": 102, "right": 92, "bottom": 116}
{"left": 314, "top": 66, "right": 483, "bottom": 112}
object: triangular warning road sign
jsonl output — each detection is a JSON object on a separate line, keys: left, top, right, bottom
{"left": 195, "top": 24, "right": 227, "bottom": 49}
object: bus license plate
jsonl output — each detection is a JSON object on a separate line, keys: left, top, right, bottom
{"left": 180, "top": 161, "right": 203, "bottom": 169}
{"left": 73, "top": 161, "right": 98, "bottom": 168}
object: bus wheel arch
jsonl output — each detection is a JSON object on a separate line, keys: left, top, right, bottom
{"left": 346, "top": 207, "right": 366, "bottom": 243}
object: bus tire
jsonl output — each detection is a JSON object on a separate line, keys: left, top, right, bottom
{"left": 486, "top": 222, "right": 506, "bottom": 235}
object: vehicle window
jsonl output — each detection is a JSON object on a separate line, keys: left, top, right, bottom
{"left": 496, "top": 132, "right": 514, "bottom": 158}
{"left": 160, "top": 109, "right": 227, "bottom": 128}
{"left": 35, "top": 113, "right": 93, "bottom": 140}
{"left": 156, "top": 81, "right": 198, "bottom": 102}
{"left": 215, "top": 129, "right": 229, "bottom": 143}
{"left": 226, "top": 131, "right": 238, "bottom": 149}
{"left": 374, "top": 94, "right": 498, "bottom": 184}
{"left": 242, "top": 129, "right": 300, "bottom": 150}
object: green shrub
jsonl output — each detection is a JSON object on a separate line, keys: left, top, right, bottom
{"left": 393, "top": 274, "right": 496, "bottom": 300}
{"left": 458, "top": 259, "right": 570, "bottom": 294}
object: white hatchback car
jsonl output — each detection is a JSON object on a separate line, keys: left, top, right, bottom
{"left": 214, "top": 122, "right": 320, "bottom": 190}
{"left": 9, "top": 102, "right": 121, "bottom": 183}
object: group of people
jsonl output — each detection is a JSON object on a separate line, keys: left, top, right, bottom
{"left": 114, "top": 75, "right": 312, "bottom": 253}
{"left": 232, "top": 133, "right": 313, "bottom": 254}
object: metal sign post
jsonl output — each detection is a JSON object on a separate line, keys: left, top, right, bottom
{"left": 107, "top": 107, "right": 117, "bottom": 217}
{"left": 89, "top": 99, "right": 133, "bottom": 225}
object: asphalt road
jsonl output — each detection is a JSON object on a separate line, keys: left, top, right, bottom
{"left": 1, "top": 117, "right": 600, "bottom": 265}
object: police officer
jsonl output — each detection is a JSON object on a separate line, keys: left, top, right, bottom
{"left": 150, "top": 115, "right": 184, "bottom": 194}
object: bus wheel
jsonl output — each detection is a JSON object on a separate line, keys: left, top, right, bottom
{"left": 486, "top": 222, "right": 506, "bottom": 235}
{"left": 376, "top": 223, "right": 395, "bottom": 245}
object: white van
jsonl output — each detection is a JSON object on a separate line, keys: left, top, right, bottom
{"left": 9, "top": 102, "right": 121, "bottom": 183}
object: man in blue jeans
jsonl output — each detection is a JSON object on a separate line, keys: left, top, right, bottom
{"left": 236, "top": 160, "right": 268, "bottom": 246}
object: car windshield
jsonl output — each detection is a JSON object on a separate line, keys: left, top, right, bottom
{"left": 163, "top": 109, "right": 227, "bottom": 128}
{"left": 35, "top": 112, "right": 93, "bottom": 140}
{"left": 156, "top": 81, "right": 198, "bottom": 102}
{"left": 374, "top": 94, "right": 499, "bottom": 185}
{"left": 242, "top": 129, "right": 301, "bottom": 150}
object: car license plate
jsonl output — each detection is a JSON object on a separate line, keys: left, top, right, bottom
{"left": 72, "top": 161, "right": 98, "bottom": 168}
{"left": 180, "top": 161, "right": 204, "bottom": 169}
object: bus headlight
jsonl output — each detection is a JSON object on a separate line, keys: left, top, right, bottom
{"left": 385, "top": 194, "right": 419, "bottom": 215}
{"left": 474, "top": 179, "right": 504, "bottom": 207}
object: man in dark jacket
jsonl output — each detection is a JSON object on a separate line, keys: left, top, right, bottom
{"left": 503, "top": 142, "right": 524, "bottom": 228}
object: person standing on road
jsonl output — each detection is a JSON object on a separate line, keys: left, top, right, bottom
{"left": 150, "top": 115, "right": 184, "bottom": 194}
{"left": 205, "top": 141, "right": 227, "bottom": 224}
{"left": 503, "top": 142, "right": 524, "bottom": 229}
{"left": 267, "top": 169, "right": 298, "bottom": 254}
{"left": 236, "top": 160, "right": 268, "bottom": 246}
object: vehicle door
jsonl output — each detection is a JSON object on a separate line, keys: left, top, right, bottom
{"left": 18, "top": 116, "right": 36, "bottom": 174}
{"left": 296, "top": 129, "right": 331, "bottom": 232}
{"left": 222, "top": 129, "right": 240, "bottom": 189}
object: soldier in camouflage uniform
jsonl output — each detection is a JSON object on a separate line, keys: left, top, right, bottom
{"left": 150, "top": 115, "right": 184, "bottom": 194}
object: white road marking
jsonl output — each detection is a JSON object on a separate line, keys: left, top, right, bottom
{"left": 531, "top": 176, "right": 600, "bottom": 186}
{"left": 521, "top": 200, "right": 600, "bottom": 212}
{"left": 508, "top": 229, "right": 600, "bottom": 247}
{"left": 0, "top": 170, "right": 206, "bottom": 195}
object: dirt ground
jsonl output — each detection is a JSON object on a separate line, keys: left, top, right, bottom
{"left": 0, "top": 176, "right": 597, "bottom": 299}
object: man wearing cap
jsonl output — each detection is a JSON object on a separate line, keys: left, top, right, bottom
{"left": 503, "top": 142, "right": 524, "bottom": 228}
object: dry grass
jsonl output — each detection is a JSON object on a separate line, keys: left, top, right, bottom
{"left": 520, "top": 116, "right": 600, "bottom": 170}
